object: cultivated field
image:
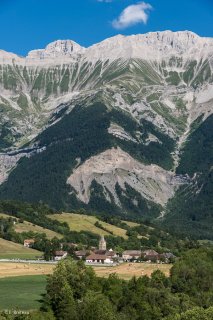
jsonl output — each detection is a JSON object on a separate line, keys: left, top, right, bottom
{"left": 0, "top": 238, "right": 41, "bottom": 259}
{"left": 0, "top": 262, "right": 55, "bottom": 278}
{"left": 50, "top": 212, "right": 128, "bottom": 238}
{"left": 93, "top": 263, "right": 172, "bottom": 280}
{"left": 0, "top": 275, "right": 47, "bottom": 310}
{"left": 0, "top": 213, "right": 62, "bottom": 239}
{"left": 0, "top": 261, "right": 171, "bottom": 280}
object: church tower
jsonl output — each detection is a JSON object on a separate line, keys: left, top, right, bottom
{"left": 99, "top": 235, "right": 106, "bottom": 251}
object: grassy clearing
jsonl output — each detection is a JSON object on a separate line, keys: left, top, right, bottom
{"left": 0, "top": 262, "right": 55, "bottom": 278}
{"left": 122, "top": 220, "right": 140, "bottom": 228}
{"left": 50, "top": 213, "right": 128, "bottom": 238}
{"left": 14, "top": 221, "right": 62, "bottom": 239}
{"left": 199, "top": 239, "right": 213, "bottom": 245}
{"left": 0, "top": 275, "right": 47, "bottom": 311}
{"left": 0, "top": 238, "right": 42, "bottom": 259}
{"left": 0, "top": 213, "right": 62, "bottom": 239}
{"left": 93, "top": 263, "right": 172, "bottom": 280}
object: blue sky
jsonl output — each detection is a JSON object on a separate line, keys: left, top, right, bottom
{"left": 0, "top": 0, "right": 212, "bottom": 56}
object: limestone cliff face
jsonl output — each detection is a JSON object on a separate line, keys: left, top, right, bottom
{"left": 67, "top": 147, "right": 185, "bottom": 206}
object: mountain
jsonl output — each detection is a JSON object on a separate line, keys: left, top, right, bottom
{"left": 0, "top": 31, "right": 212, "bottom": 238}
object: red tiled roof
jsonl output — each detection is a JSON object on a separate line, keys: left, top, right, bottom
{"left": 24, "top": 239, "right": 35, "bottom": 243}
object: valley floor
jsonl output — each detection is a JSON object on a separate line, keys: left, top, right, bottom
{"left": 0, "top": 262, "right": 172, "bottom": 311}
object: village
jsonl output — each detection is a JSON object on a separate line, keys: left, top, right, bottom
{"left": 24, "top": 235, "right": 176, "bottom": 265}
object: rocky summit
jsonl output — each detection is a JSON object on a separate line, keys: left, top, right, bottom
{"left": 0, "top": 31, "right": 212, "bottom": 238}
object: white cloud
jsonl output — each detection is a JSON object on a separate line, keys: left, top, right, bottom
{"left": 112, "top": 2, "right": 152, "bottom": 29}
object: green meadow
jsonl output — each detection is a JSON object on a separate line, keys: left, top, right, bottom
{"left": 0, "top": 275, "right": 47, "bottom": 311}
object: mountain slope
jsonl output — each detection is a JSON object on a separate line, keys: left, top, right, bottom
{"left": 0, "top": 31, "right": 212, "bottom": 238}
{"left": 162, "top": 114, "right": 213, "bottom": 239}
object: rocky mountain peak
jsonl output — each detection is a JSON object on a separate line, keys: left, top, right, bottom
{"left": 27, "top": 39, "right": 85, "bottom": 60}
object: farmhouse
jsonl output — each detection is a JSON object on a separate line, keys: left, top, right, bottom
{"left": 54, "top": 251, "right": 68, "bottom": 261}
{"left": 74, "top": 250, "right": 89, "bottom": 259}
{"left": 142, "top": 249, "right": 159, "bottom": 262}
{"left": 122, "top": 250, "right": 141, "bottom": 261}
{"left": 23, "top": 239, "right": 35, "bottom": 248}
{"left": 94, "top": 248, "right": 118, "bottom": 258}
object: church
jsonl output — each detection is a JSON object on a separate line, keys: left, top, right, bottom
{"left": 99, "top": 235, "right": 107, "bottom": 250}
{"left": 86, "top": 235, "right": 118, "bottom": 264}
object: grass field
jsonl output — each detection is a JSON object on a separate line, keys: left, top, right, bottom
{"left": 50, "top": 213, "right": 128, "bottom": 238}
{"left": 0, "top": 238, "right": 42, "bottom": 259}
{"left": 0, "top": 213, "right": 62, "bottom": 239}
{"left": 122, "top": 220, "right": 140, "bottom": 228}
{"left": 0, "top": 275, "right": 47, "bottom": 311}
{"left": 93, "top": 263, "right": 172, "bottom": 280}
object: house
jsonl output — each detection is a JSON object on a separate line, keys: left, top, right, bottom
{"left": 106, "top": 248, "right": 119, "bottom": 259}
{"left": 74, "top": 250, "right": 89, "bottom": 260}
{"left": 94, "top": 248, "right": 118, "bottom": 258}
{"left": 142, "top": 249, "right": 159, "bottom": 256}
{"left": 142, "top": 249, "right": 159, "bottom": 262}
{"left": 54, "top": 251, "right": 68, "bottom": 261}
{"left": 86, "top": 253, "right": 113, "bottom": 264}
{"left": 24, "top": 239, "right": 35, "bottom": 248}
{"left": 122, "top": 250, "right": 141, "bottom": 261}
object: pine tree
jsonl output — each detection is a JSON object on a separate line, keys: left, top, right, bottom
{"left": 55, "top": 283, "right": 77, "bottom": 320}
{"left": 80, "top": 291, "right": 117, "bottom": 320}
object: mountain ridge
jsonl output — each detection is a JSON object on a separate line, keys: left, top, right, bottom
{"left": 0, "top": 30, "right": 213, "bottom": 64}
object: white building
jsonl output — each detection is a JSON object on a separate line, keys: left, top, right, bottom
{"left": 54, "top": 251, "right": 68, "bottom": 261}
{"left": 24, "top": 239, "right": 35, "bottom": 248}
{"left": 86, "top": 253, "right": 113, "bottom": 264}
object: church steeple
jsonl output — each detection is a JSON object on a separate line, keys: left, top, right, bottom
{"left": 99, "top": 235, "right": 106, "bottom": 251}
